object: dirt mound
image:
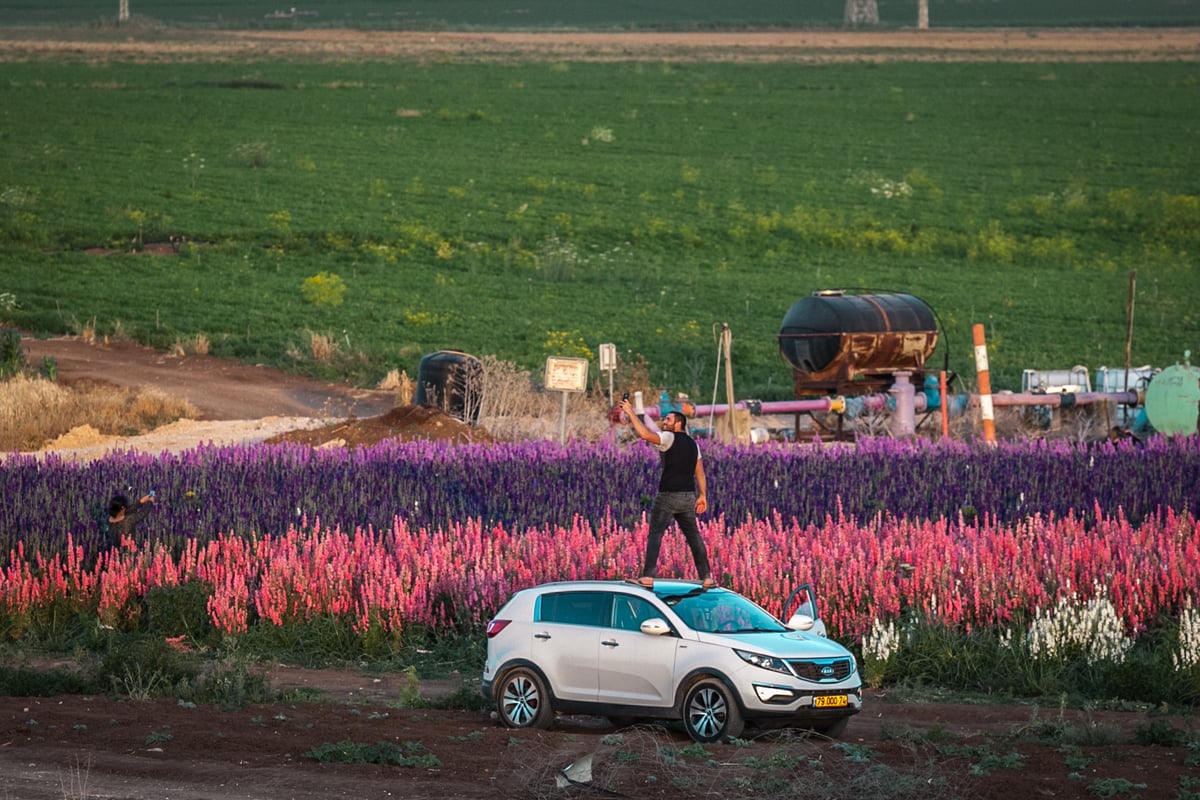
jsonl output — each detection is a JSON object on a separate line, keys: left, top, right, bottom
{"left": 265, "top": 404, "right": 492, "bottom": 448}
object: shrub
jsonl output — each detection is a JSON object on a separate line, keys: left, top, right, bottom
{"left": 0, "top": 328, "right": 25, "bottom": 377}
{"left": 0, "top": 665, "right": 98, "bottom": 696}
{"left": 300, "top": 271, "right": 346, "bottom": 306}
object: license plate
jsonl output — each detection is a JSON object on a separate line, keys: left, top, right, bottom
{"left": 814, "top": 695, "right": 848, "bottom": 708}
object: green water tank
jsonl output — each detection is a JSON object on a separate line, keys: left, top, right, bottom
{"left": 1144, "top": 362, "right": 1200, "bottom": 436}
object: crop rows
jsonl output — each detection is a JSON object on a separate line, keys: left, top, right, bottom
{"left": 3, "top": 60, "right": 1198, "bottom": 394}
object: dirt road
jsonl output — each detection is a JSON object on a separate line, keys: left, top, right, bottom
{"left": 1, "top": 27, "right": 1198, "bottom": 63}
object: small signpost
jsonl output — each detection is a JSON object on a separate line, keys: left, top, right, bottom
{"left": 545, "top": 356, "right": 589, "bottom": 445}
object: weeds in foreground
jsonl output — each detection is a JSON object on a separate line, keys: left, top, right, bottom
{"left": 1086, "top": 776, "right": 1148, "bottom": 797}
{"left": 305, "top": 740, "right": 440, "bottom": 768}
{"left": 1135, "top": 718, "right": 1193, "bottom": 748}
{"left": 1010, "top": 700, "right": 1126, "bottom": 747}
{"left": 57, "top": 753, "right": 92, "bottom": 800}
{"left": 112, "top": 661, "right": 168, "bottom": 700}
{"left": 144, "top": 729, "right": 173, "bottom": 745}
{"left": 494, "top": 726, "right": 968, "bottom": 800}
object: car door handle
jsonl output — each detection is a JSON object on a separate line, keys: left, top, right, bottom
{"left": 534, "top": 633, "right": 551, "bottom": 640}
{"left": 601, "top": 639, "right": 620, "bottom": 648}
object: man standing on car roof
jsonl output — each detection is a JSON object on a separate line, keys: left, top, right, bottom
{"left": 619, "top": 398, "right": 714, "bottom": 589}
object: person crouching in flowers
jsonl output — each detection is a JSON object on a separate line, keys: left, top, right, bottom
{"left": 107, "top": 492, "right": 155, "bottom": 546}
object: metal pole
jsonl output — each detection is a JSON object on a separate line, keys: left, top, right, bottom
{"left": 939, "top": 370, "right": 949, "bottom": 438}
{"left": 558, "top": 391, "right": 568, "bottom": 445}
{"left": 1124, "top": 270, "right": 1136, "bottom": 394}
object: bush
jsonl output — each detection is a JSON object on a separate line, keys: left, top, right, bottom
{"left": 300, "top": 271, "right": 346, "bottom": 306}
{"left": 0, "top": 665, "right": 98, "bottom": 696}
{"left": 96, "top": 634, "right": 197, "bottom": 700}
{"left": 143, "top": 581, "right": 218, "bottom": 644}
{"left": 0, "top": 328, "right": 25, "bottom": 377}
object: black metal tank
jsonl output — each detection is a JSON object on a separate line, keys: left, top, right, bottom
{"left": 413, "top": 350, "right": 484, "bottom": 424}
{"left": 778, "top": 291, "right": 938, "bottom": 395}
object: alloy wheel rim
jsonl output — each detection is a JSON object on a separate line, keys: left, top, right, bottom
{"left": 688, "top": 686, "right": 726, "bottom": 739}
{"left": 502, "top": 675, "right": 538, "bottom": 725}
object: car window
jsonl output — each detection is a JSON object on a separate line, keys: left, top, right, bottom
{"left": 669, "top": 591, "right": 786, "bottom": 634}
{"left": 610, "top": 594, "right": 661, "bottom": 632}
{"left": 535, "top": 591, "right": 612, "bottom": 627}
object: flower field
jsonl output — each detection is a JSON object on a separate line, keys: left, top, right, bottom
{"left": 4, "top": 436, "right": 1198, "bottom": 559}
{"left": 1, "top": 437, "right": 1198, "bottom": 658}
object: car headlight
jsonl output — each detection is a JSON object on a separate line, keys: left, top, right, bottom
{"left": 735, "top": 648, "right": 791, "bottom": 675}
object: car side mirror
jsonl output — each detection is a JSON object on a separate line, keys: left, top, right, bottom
{"left": 639, "top": 618, "right": 672, "bottom": 636}
{"left": 785, "top": 613, "right": 816, "bottom": 631}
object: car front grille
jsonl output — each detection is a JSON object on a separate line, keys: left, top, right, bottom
{"left": 787, "top": 658, "right": 854, "bottom": 682}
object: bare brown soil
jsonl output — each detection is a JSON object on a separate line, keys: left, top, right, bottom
{"left": 2, "top": 677, "right": 1195, "bottom": 800}
{"left": 0, "top": 27, "right": 1198, "bottom": 64}
{"left": 17, "top": 336, "right": 487, "bottom": 458}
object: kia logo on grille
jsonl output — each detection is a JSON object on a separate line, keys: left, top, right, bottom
{"left": 820, "top": 665, "right": 834, "bottom": 677}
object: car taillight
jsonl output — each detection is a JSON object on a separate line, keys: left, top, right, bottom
{"left": 486, "top": 619, "right": 511, "bottom": 638}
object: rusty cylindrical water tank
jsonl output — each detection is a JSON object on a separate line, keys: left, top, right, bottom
{"left": 778, "top": 291, "right": 938, "bottom": 395}
{"left": 413, "top": 350, "right": 484, "bottom": 425}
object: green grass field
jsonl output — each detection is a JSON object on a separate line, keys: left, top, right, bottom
{"left": 3, "top": 0, "right": 1198, "bottom": 29}
{"left": 2, "top": 55, "right": 1198, "bottom": 398}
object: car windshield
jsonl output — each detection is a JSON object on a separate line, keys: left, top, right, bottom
{"left": 664, "top": 589, "right": 788, "bottom": 634}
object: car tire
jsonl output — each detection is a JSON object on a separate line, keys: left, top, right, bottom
{"left": 682, "top": 678, "right": 744, "bottom": 743}
{"left": 812, "top": 716, "right": 849, "bottom": 738}
{"left": 495, "top": 667, "right": 554, "bottom": 730}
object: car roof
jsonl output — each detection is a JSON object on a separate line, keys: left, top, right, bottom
{"left": 522, "top": 579, "right": 726, "bottom": 597}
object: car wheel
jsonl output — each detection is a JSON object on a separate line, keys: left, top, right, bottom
{"left": 812, "top": 716, "right": 849, "bottom": 738}
{"left": 682, "top": 678, "right": 744, "bottom": 742}
{"left": 496, "top": 667, "right": 553, "bottom": 730}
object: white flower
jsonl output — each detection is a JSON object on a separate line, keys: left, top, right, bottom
{"left": 863, "top": 617, "right": 902, "bottom": 664}
{"left": 1025, "top": 582, "right": 1133, "bottom": 665}
{"left": 1172, "top": 601, "right": 1200, "bottom": 670}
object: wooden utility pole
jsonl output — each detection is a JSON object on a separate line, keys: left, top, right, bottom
{"left": 119, "top": 0, "right": 129, "bottom": 22}
{"left": 918, "top": 0, "right": 929, "bottom": 29}
{"left": 714, "top": 323, "right": 750, "bottom": 444}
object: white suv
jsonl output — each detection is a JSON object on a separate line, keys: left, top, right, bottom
{"left": 482, "top": 579, "right": 861, "bottom": 742}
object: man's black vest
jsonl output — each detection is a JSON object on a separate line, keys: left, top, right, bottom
{"left": 659, "top": 432, "right": 699, "bottom": 492}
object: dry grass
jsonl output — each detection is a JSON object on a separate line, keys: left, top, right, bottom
{"left": 476, "top": 355, "right": 613, "bottom": 442}
{"left": 169, "top": 332, "right": 211, "bottom": 357}
{"left": 58, "top": 753, "right": 93, "bottom": 800}
{"left": 0, "top": 374, "right": 198, "bottom": 452}
{"left": 285, "top": 330, "right": 341, "bottom": 363}
{"left": 307, "top": 330, "right": 337, "bottom": 362}
{"left": 378, "top": 368, "right": 416, "bottom": 406}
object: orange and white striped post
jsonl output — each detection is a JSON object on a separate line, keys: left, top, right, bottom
{"left": 972, "top": 324, "right": 996, "bottom": 444}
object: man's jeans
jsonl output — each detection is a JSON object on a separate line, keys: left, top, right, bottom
{"left": 642, "top": 491, "right": 711, "bottom": 580}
